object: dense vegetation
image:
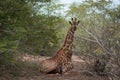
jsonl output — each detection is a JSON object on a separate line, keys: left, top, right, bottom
{"left": 67, "top": 0, "right": 120, "bottom": 76}
{"left": 0, "top": 0, "right": 65, "bottom": 56}
{"left": 0, "top": 0, "right": 120, "bottom": 79}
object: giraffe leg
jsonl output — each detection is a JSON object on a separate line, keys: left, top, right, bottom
{"left": 59, "top": 64, "right": 63, "bottom": 75}
{"left": 62, "top": 61, "right": 74, "bottom": 73}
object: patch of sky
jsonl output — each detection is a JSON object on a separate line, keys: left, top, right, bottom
{"left": 37, "top": 0, "right": 120, "bottom": 17}
{"left": 57, "top": 0, "right": 120, "bottom": 17}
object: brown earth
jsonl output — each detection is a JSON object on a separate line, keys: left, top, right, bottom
{"left": 0, "top": 54, "right": 114, "bottom": 80}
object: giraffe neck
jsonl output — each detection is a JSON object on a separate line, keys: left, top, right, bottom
{"left": 63, "top": 27, "right": 76, "bottom": 49}
{"left": 53, "top": 26, "right": 76, "bottom": 59}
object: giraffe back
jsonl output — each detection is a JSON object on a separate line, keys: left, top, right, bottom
{"left": 40, "top": 47, "right": 73, "bottom": 74}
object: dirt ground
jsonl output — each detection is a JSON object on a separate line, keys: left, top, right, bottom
{"left": 0, "top": 55, "right": 115, "bottom": 80}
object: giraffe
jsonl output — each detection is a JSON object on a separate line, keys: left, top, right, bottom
{"left": 40, "top": 18, "right": 80, "bottom": 74}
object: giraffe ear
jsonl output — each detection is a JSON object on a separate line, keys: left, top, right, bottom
{"left": 69, "top": 21, "right": 72, "bottom": 25}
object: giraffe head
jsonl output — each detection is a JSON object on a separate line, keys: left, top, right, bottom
{"left": 69, "top": 17, "right": 80, "bottom": 30}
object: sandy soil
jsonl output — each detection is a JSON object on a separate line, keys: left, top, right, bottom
{"left": 0, "top": 55, "right": 114, "bottom": 80}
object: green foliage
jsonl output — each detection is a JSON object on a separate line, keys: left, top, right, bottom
{"left": 0, "top": 0, "right": 65, "bottom": 69}
{"left": 67, "top": 0, "right": 120, "bottom": 55}
{"left": 0, "top": 52, "right": 15, "bottom": 65}
{"left": 67, "top": 1, "right": 120, "bottom": 76}
{"left": 0, "top": 0, "right": 33, "bottom": 52}
{"left": 18, "top": 16, "right": 62, "bottom": 55}
{"left": 0, "top": 0, "right": 64, "bottom": 56}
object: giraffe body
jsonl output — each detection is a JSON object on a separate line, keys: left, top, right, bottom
{"left": 40, "top": 18, "right": 80, "bottom": 74}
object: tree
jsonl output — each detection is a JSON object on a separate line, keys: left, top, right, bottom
{"left": 0, "top": 0, "right": 64, "bottom": 66}
{"left": 66, "top": 0, "right": 120, "bottom": 77}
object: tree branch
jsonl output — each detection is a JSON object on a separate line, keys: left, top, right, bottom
{"left": 75, "top": 36, "right": 97, "bottom": 43}
{"left": 84, "top": 29, "right": 110, "bottom": 54}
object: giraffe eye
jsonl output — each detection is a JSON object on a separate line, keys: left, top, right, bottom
{"left": 71, "top": 18, "right": 73, "bottom": 20}
{"left": 69, "top": 21, "right": 72, "bottom": 25}
{"left": 77, "top": 20, "right": 80, "bottom": 24}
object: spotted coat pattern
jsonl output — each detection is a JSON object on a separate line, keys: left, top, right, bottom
{"left": 40, "top": 18, "right": 80, "bottom": 74}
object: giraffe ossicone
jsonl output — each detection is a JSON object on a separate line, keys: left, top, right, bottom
{"left": 69, "top": 17, "right": 80, "bottom": 26}
{"left": 40, "top": 18, "right": 80, "bottom": 74}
